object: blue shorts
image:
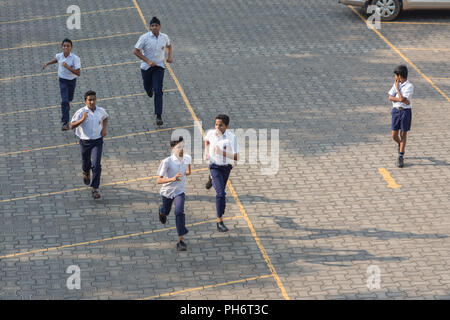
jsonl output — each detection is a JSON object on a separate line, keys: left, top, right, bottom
{"left": 391, "top": 108, "right": 412, "bottom": 132}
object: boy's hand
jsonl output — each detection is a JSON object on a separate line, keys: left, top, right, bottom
{"left": 81, "top": 112, "right": 89, "bottom": 121}
{"left": 62, "top": 62, "right": 70, "bottom": 69}
{"left": 204, "top": 153, "right": 210, "bottom": 161}
{"left": 403, "top": 99, "right": 410, "bottom": 105}
{"left": 101, "top": 128, "right": 107, "bottom": 137}
{"left": 172, "top": 173, "right": 183, "bottom": 182}
{"left": 167, "top": 56, "right": 173, "bottom": 63}
{"left": 42, "top": 63, "right": 47, "bottom": 70}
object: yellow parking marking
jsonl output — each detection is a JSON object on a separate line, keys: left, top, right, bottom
{"left": 138, "top": 274, "right": 273, "bottom": 300}
{"left": 0, "top": 61, "right": 141, "bottom": 82}
{"left": 378, "top": 168, "right": 401, "bottom": 189}
{"left": 349, "top": 6, "right": 450, "bottom": 104}
{"left": 0, "top": 6, "right": 135, "bottom": 25}
{"left": 0, "top": 31, "right": 142, "bottom": 52}
{"left": 133, "top": 0, "right": 290, "bottom": 300}
{"left": 0, "top": 124, "right": 194, "bottom": 157}
{"left": 0, "top": 213, "right": 241, "bottom": 260}
{"left": 0, "top": 89, "right": 179, "bottom": 117}
{"left": 0, "top": 167, "right": 208, "bottom": 204}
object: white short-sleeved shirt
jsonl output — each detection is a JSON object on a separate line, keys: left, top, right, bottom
{"left": 55, "top": 52, "right": 81, "bottom": 80}
{"left": 388, "top": 80, "right": 414, "bottom": 109}
{"left": 71, "top": 106, "right": 109, "bottom": 140}
{"left": 204, "top": 129, "right": 239, "bottom": 166}
{"left": 157, "top": 154, "right": 191, "bottom": 199}
{"left": 134, "top": 32, "right": 170, "bottom": 70}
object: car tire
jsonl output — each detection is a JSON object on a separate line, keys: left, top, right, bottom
{"left": 367, "top": 0, "right": 402, "bottom": 21}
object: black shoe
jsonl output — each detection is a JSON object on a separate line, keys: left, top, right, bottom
{"left": 205, "top": 176, "right": 212, "bottom": 190}
{"left": 159, "top": 211, "right": 167, "bottom": 224}
{"left": 177, "top": 241, "right": 187, "bottom": 251}
{"left": 397, "top": 156, "right": 404, "bottom": 168}
{"left": 156, "top": 114, "right": 163, "bottom": 126}
{"left": 147, "top": 89, "right": 153, "bottom": 98}
{"left": 82, "top": 172, "right": 90, "bottom": 185}
{"left": 217, "top": 222, "right": 229, "bottom": 232}
{"left": 61, "top": 123, "right": 69, "bottom": 131}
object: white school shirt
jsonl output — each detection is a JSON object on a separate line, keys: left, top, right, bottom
{"left": 388, "top": 80, "right": 414, "bottom": 109}
{"left": 157, "top": 154, "right": 191, "bottom": 199}
{"left": 204, "top": 129, "right": 239, "bottom": 166}
{"left": 134, "top": 32, "right": 171, "bottom": 70}
{"left": 71, "top": 106, "right": 109, "bottom": 140}
{"left": 55, "top": 52, "right": 81, "bottom": 80}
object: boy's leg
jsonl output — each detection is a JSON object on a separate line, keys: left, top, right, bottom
{"left": 399, "top": 131, "right": 407, "bottom": 154}
{"left": 210, "top": 165, "right": 226, "bottom": 220}
{"left": 59, "top": 78, "right": 70, "bottom": 126}
{"left": 80, "top": 140, "right": 93, "bottom": 178}
{"left": 159, "top": 195, "right": 173, "bottom": 224}
{"left": 152, "top": 67, "right": 165, "bottom": 116}
{"left": 399, "top": 109, "right": 411, "bottom": 154}
{"left": 90, "top": 138, "right": 103, "bottom": 190}
{"left": 174, "top": 193, "right": 188, "bottom": 238}
{"left": 67, "top": 78, "right": 77, "bottom": 105}
{"left": 141, "top": 68, "right": 153, "bottom": 97}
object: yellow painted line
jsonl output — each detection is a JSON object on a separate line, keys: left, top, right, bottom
{"left": 133, "top": 0, "right": 290, "bottom": 300}
{"left": 0, "top": 124, "right": 194, "bottom": 157}
{"left": 0, "top": 167, "right": 208, "bottom": 204}
{"left": 0, "top": 6, "right": 135, "bottom": 25}
{"left": 0, "top": 61, "right": 141, "bottom": 82}
{"left": 382, "top": 21, "right": 450, "bottom": 26}
{"left": 349, "top": 6, "right": 450, "bottom": 104}
{"left": 0, "top": 89, "right": 179, "bottom": 117}
{"left": 0, "top": 31, "right": 142, "bottom": 52}
{"left": 0, "top": 213, "right": 241, "bottom": 260}
{"left": 138, "top": 274, "right": 273, "bottom": 300}
{"left": 398, "top": 47, "right": 450, "bottom": 52}
{"left": 378, "top": 168, "right": 401, "bottom": 189}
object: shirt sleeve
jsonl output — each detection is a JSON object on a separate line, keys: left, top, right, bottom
{"left": 204, "top": 130, "right": 213, "bottom": 142}
{"left": 157, "top": 159, "right": 168, "bottom": 177}
{"left": 101, "top": 108, "right": 109, "bottom": 121}
{"left": 74, "top": 56, "right": 81, "bottom": 69}
{"left": 388, "top": 84, "right": 396, "bottom": 96}
{"left": 71, "top": 108, "right": 83, "bottom": 123}
{"left": 55, "top": 53, "right": 61, "bottom": 61}
{"left": 184, "top": 154, "right": 192, "bottom": 165}
{"left": 166, "top": 35, "right": 171, "bottom": 47}
{"left": 401, "top": 84, "right": 414, "bottom": 99}
{"left": 135, "top": 35, "right": 145, "bottom": 50}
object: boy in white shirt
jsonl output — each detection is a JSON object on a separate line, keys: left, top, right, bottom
{"left": 157, "top": 137, "right": 191, "bottom": 251}
{"left": 204, "top": 114, "right": 239, "bottom": 232}
{"left": 388, "top": 65, "right": 414, "bottom": 168}
{"left": 42, "top": 38, "right": 81, "bottom": 131}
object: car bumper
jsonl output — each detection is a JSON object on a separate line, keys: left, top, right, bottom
{"left": 338, "top": 0, "right": 366, "bottom": 7}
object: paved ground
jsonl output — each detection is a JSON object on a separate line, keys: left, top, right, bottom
{"left": 1, "top": 0, "right": 450, "bottom": 300}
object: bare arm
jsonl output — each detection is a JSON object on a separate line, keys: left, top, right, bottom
{"left": 186, "top": 164, "right": 191, "bottom": 176}
{"left": 157, "top": 173, "right": 182, "bottom": 184}
{"left": 62, "top": 62, "right": 80, "bottom": 76}
{"left": 42, "top": 58, "right": 57, "bottom": 70}
{"left": 101, "top": 117, "right": 108, "bottom": 137}
{"left": 166, "top": 44, "right": 173, "bottom": 63}
{"left": 70, "top": 112, "right": 88, "bottom": 130}
{"left": 133, "top": 48, "right": 155, "bottom": 67}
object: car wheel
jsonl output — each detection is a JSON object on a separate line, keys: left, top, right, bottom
{"left": 369, "top": 0, "right": 402, "bottom": 21}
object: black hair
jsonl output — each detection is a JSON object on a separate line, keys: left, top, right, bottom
{"left": 61, "top": 38, "right": 73, "bottom": 47}
{"left": 170, "top": 136, "right": 183, "bottom": 148}
{"left": 394, "top": 65, "right": 408, "bottom": 79}
{"left": 149, "top": 16, "right": 161, "bottom": 26}
{"left": 215, "top": 114, "right": 230, "bottom": 126}
{"left": 84, "top": 90, "right": 96, "bottom": 100}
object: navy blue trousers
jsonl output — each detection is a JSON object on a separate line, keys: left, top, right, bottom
{"left": 141, "top": 66, "right": 164, "bottom": 115}
{"left": 80, "top": 138, "right": 103, "bottom": 189}
{"left": 59, "top": 78, "right": 76, "bottom": 124}
{"left": 209, "top": 164, "right": 232, "bottom": 218}
{"left": 160, "top": 193, "right": 188, "bottom": 237}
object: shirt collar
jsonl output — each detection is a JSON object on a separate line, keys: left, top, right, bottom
{"left": 170, "top": 154, "right": 182, "bottom": 162}
{"left": 85, "top": 105, "right": 97, "bottom": 112}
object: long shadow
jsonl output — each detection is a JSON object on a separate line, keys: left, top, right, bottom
{"left": 263, "top": 216, "right": 448, "bottom": 241}
{"left": 403, "top": 156, "right": 450, "bottom": 167}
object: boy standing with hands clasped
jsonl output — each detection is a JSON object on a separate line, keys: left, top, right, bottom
{"left": 157, "top": 137, "right": 191, "bottom": 251}
{"left": 42, "top": 38, "right": 81, "bottom": 131}
{"left": 388, "top": 65, "right": 414, "bottom": 168}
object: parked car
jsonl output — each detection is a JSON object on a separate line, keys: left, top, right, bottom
{"left": 338, "top": 0, "right": 450, "bottom": 21}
